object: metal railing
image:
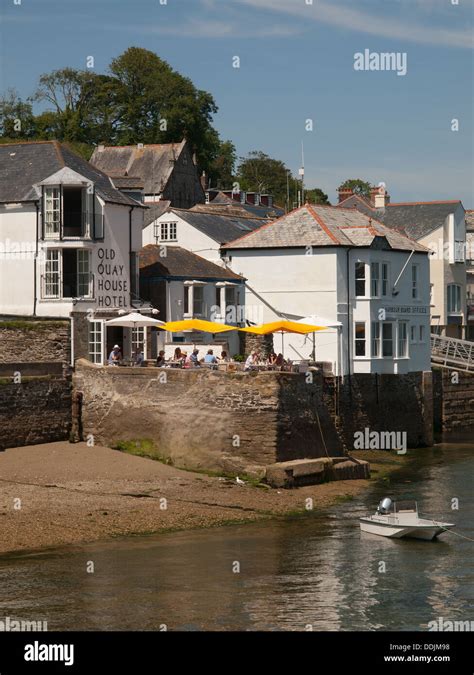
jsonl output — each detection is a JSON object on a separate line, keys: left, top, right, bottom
{"left": 431, "top": 333, "right": 474, "bottom": 372}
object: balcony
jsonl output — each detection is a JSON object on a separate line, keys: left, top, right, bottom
{"left": 43, "top": 212, "right": 104, "bottom": 240}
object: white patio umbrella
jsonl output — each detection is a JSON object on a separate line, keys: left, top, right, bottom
{"left": 105, "top": 313, "right": 165, "bottom": 360}
{"left": 105, "top": 312, "right": 165, "bottom": 328}
{"left": 295, "top": 315, "right": 342, "bottom": 366}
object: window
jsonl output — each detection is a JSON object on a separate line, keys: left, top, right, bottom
{"left": 77, "top": 250, "right": 91, "bottom": 297}
{"left": 44, "top": 187, "right": 60, "bottom": 238}
{"left": 371, "top": 262, "right": 380, "bottom": 297}
{"left": 398, "top": 322, "right": 408, "bottom": 358}
{"left": 411, "top": 265, "right": 418, "bottom": 299}
{"left": 159, "top": 222, "right": 177, "bottom": 242}
{"left": 355, "top": 322, "right": 366, "bottom": 356}
{"left": 454, "top": 240, "right": 465, "bottom": 263}
{"left": 131, "top": 327, "right": 145, "bottom": 358}
{"left": 382, "top": 262, "right": 389, "bottom": 296}
{"left": 371, "top": 321, "right": 380, "bottom": 357}
{"left": 410, "top": 325, "right": 417, "bottom": 343}
{"left": 355, "top": 262, "right": 366, "bottom": 297}
{"left": 44, "top": 250, "right": 60, "bottom": 298}
{"left": 382, "top": 323, "right": 393, "bottom": 357}
{"left": 447, "top": 284, "right": 461, "bottom": 313}
{"left": 419, "top": 325, "right": 425, "bottom": 342}
{"left": 193, "top": 286, "right": 204, "bottom": 315}
{"left": 88, "top": 321, "right": 103, "bottom": 364}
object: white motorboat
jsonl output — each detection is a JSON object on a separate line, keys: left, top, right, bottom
{"left": 360, "top": 498, "right": 455, "bottom": 540}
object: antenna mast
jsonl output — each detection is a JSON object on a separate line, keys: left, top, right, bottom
{"left": 299, "top": 141, "right": 305, "bottom": 205}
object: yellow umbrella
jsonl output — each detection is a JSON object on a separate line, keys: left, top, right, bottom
{"left": 239, "top": 320, "right": 326, "bottom": 357}
{"left": 239, "top": 320, "right": 324, "bottom": 335}
{"left": 158, "top": 318, "right": 238, "bottom": 334}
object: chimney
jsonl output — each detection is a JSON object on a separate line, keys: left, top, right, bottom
{"left": 370, "top": 183, "right": 390, "bottom": 208}
{"left": 338, "top": 187, "right": 353, "bottom": 204}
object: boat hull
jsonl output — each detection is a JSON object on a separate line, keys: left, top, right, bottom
{"left": 360, "top": 519, "right": 453, "bottom": 540}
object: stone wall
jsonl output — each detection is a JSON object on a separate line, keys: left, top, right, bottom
{"left": 0, "top": 377, "right": 72, "bottom": 450}
{"left": 73, "top": 362, "right": 344, "bottom": 475}
{"left": 432, "top": 368, "right": 474, "bottom": 432}
{"left": 73, "top": 362, "right": 433, "bottom": 474}
{"left": 0, "top": 319, "right": 70, "bottom": 365}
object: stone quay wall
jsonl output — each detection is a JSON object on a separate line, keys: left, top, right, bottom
{"left": 433, "top": 368, "right": 474, "bottom": 432}
{"left": 73, "top": 362, "right": 433, "bottom": 474}
{"left": 0, "top": 319, "right": 70, "bottom": 365}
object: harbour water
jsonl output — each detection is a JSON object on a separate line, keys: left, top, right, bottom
{"left": 0, "top": 442, "right": 472, "bottom": 631}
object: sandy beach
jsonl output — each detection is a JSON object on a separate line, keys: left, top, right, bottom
{"left": 0, "top": 442, "right": 404, "bottom": 556}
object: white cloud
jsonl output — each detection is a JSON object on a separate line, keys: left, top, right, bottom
{"left": 234, "top": 0, "right": 473, "bottom": 49}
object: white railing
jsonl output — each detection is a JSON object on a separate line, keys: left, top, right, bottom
{"left": 431, "top": 333, "right": 474, "bottom": 372}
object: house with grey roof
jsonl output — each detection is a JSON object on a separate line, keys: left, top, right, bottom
{"left": 0, "top": 140, "right": 149, "bottom": 364}
{"left": 90, "top": 139, "right": 205, "bottom": 209}
{"left": 142, "top": 205, "right": 273, "bottom": 263}
{"left": 222, "top": 204, "right": 432, "bottom": 376}
{"left": 336, "top": 186, "right": 467, "bottom": 338}
{"left": 465, "top": 210, "right": 474, "bottom": 339}
{"left": 139, "top": 245, "right": 245, "bottom": 356}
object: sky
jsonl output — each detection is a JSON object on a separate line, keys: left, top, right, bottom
{"left": 0, "top": 0, "right": 473, "bottom": 206}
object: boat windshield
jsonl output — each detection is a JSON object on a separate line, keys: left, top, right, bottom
{"left": 393, "top": 500, "right": 418, "bottom": 513}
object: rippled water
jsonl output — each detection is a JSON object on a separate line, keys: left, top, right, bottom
{"left": 0, "top": 442, "right": 472, "bottom": 631}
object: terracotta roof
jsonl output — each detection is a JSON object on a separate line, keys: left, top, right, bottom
{"left": 0, "top": 141, "right": 143, "bottom": 207}
{"left": 139, "top": 245, "right": 245, "bottom": 281}
{"left": 222, "top": 204, "right": 428, "bottom": 253}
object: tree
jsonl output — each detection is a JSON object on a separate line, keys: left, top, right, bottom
{"left": 208, "top": 140, "right": 236, "bottom": 188}
{"left": 338, "top": 178, "right": 372, "bottom": 199}
{"left": 237, "top": 151, "right": 290, "bottom": 206}
{"left": 0, "top": 89, "right": 36, "bottom": 139}
{"left": 304, "top": 188, "right": 330, "bottom": 205}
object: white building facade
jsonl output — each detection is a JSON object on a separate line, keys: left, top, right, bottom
{"left": 223, "top": 205, "right": 432, "bottom": 375}
{"left": 0, "top": 142, "right": 146, "bottom": 364}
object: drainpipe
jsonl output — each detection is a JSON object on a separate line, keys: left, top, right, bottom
{"left": 33, "top": 201, "right": 40, "bottom": 316}
{"left": 129, "top": 206, "right": 134, "bottom": 308}
{"left": 346, "top": 247, "right": 356, "bottom": 380}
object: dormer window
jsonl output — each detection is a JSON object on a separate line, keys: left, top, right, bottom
{"left": 42, "top": 179, "right": 98, "bottom": 240}
{"left": 44, "top": 187, "right": 60, "bottom": 238}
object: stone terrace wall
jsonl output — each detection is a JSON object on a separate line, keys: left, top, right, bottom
{"left": 73, "top": 361, "right": 344, "bottom": 475}
{"left": 0, "top": 377, "right": 72, "bottom": 450}
{"left": 433, "top": 369, "right": 474, "bottom": 432}
{"left": 0, "top": 319, "right": 70, "bottom": 365}
{"left": 73, "top": 362, "right": 433, "bottom": 474}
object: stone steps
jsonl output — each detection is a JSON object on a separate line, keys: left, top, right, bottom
{"left": 265, "top": 456, "right": 370, "bottom": 489}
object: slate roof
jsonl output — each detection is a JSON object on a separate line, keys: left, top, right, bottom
{"left": 196, "top": 191, "right": 284, "bottom": 219}
{"left": 90, "top": 140, "right": 187, "bottom": 195}
{"left": 143, "top": 200, "right": 172, "bottom": 228}
{"left": 139, "top": 245, "right": 244, "bottom": 281}
{"left": 110, "top": 176, "right": 144, "bottom": 190}
{"left": 169, "top": 208, "right": 267, "bottom": 244}
{"left": 0, "top": 141, "right": 143, "bottom": 207}
{"left": 223, "top": 204, "right": 428, "bottom": 253}
{"left": 336, "top": 196, "right": 463, "bottom": 241}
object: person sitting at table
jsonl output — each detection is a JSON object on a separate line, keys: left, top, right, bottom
{"left": 244, "top": 351, "right": 258, "bottom": 371}
{"left": 156, "top": 350, "right": 166, "bottom": 367}
{"left": 204, "top": 349, "right": 218, "bottom": 365}
{"left": 275, "top": 353, "right": 285, "bottom": 368}
{"left": 190, "top": 349, "right": 200, "bottom": 366}
{"left": 174, "top": 347, "right": 183, "bottom": 362}
{"left": 219, "top": 350, "right": 231, "bottom": 362}
{"left": 108, "top": 344, "right": 122, "bottom": 366}
{"left": 134, "top": 347, "right": 145, "bottom": 367}
{"left": 268, "top": 352, "right": 277, "bottom": 366}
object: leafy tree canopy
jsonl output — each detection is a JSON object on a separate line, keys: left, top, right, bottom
{"left": 338, "top": 178, "right": 372, "bottom": 198}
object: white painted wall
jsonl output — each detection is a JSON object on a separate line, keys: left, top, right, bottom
{"left": 227, "top": 246, "right": 431, "bottom": 374}
{"left": 0, "top": 204, "right": 37, "bottom": 315}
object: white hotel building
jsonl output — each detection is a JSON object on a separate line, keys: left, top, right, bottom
{"left": 222, "top": 204, "right": 432, "bottom": 375}
{"left": 0, "top": 141, "right": 146, "bottom": 362}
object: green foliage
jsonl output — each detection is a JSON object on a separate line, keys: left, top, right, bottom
{"left": 304, "top": 187, "right": 330, "bottom": 205}
{"left": 0, "top": 89, "right": 36, "bottom": 138}
{"left": 237, "top": 151, "right": 290, "bottom": 207}
{"left": 0, "top": 320, "right": 67, "bottom": 330}
{"left": 338, "top": 178, "right": 372, "bottom": 198}
{"left": 232, "top": 354, "right": 245, "bottom": 362}
{"left": 113, "top": 438, "right": 173, "bottom": 465}
{"left": 209, "top": 139, "right": 237, "bottom": 189}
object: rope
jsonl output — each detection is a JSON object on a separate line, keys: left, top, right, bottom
{"left": 432, "top": 522, "right": 474, "bottom": 542}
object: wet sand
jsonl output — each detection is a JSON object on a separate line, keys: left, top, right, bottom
{"left": 0, "top": 442, "right": 403, "bottom": 555}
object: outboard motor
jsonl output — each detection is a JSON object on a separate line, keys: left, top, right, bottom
{"left": 377, "top": 497, "right": 393, "bottom": 514}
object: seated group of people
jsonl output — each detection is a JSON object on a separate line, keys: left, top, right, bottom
{"left": 155, "top": 347, "right": 232, "bottom": 369}
{"left": 244, "top": 351, "right": 288, "bottom": 371}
